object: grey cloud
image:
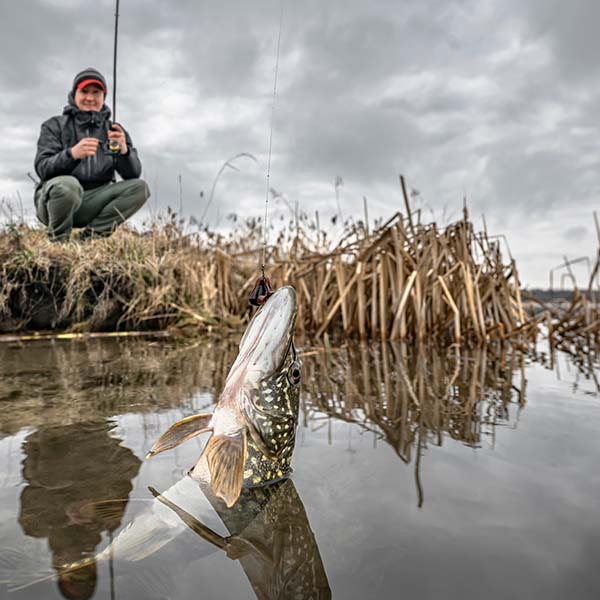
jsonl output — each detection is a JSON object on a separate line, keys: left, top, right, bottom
{"left": 564, "top": 225, "right": 589, "bottom": 241}
{"left": 1, "top": 0, "right": 600, "bottom": 286}
{"left": 485, "top": 148, "right": 580, "bottom": 214}
{"left": 518, "top": 0, "right": 600, "bottom": 81}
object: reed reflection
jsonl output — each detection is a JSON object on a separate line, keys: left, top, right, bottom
{"left": 0, "top": 336, "right": 238, "bottom": 437}
{"left": 18, "top": 420, "right": 140, "bottom": 599}
{"left": 301, "top": 342, "right": 527, "bottom": 505}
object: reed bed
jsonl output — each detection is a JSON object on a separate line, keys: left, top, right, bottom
{"left": 540, "top": 289, "right": 599, "bottom": 358}
{"left": 0, "top": 191, "right": 597, "bottom": 348}
{"left": 523, "top": 251, "right": 600, "bottom": 378}
{"left": 268, "top": 204, "right": 535, "bottom": 345}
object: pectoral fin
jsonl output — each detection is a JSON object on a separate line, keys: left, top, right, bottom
{"left": 146, "top": 413, "right": 213, "bottom": 458}
{"left": 205, "top": 431, "right": 247, "bottom": 508}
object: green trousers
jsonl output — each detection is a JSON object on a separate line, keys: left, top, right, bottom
{"left": 35, "top": 176, "right": 150, "bottom": 241}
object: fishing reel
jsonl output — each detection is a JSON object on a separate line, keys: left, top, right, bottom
{"left": 105, "top": 139, "right": 121, "bottom": 156}
{"left": 104, "top": 120, "right": 122, "bottom": 156}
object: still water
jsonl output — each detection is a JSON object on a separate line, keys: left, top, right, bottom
{"left": 0, "top": 337, "right": 599, "bottom": 599}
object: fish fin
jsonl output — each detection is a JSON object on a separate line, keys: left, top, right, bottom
{"left": 148, "top": 486, "right": 228, "bottom": 549}
{"left": 146, "top": 413, "right": 213, "bottom": 458}
{"left": 205, "top": 431, "right": 247, "bottom": 508}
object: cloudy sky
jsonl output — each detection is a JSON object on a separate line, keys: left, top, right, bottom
{"left": 0, "top": 0, "right": 598, "bottom": 287}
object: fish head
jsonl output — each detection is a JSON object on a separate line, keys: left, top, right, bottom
{"left": 232, "top": 284, "right": 298, "bottom": 387}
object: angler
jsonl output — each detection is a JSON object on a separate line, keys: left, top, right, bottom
{"left": 33, "top": 67, "right": 150, "bottom": 242}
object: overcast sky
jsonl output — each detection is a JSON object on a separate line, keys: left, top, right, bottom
{"left": 0, "top": 0, "right": 598, "bottom": 287}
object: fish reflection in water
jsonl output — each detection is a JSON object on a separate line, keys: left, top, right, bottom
{"left": 206, "top": 479, "right": 331, "bottom": 599}
{"left": 146, "top": 478, "right": 332, "bottom": 600}
{"left": 18, "top": 474, "right": 331, "bottom": 599}
{"left": 9, "top": 421, "right": 330, "bottom": 599}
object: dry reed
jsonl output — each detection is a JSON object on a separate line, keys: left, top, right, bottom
{"left": 0, "top": 191, "right": 598, "bottom": 350}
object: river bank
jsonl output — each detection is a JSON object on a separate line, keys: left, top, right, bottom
{"left": 1, "top": 213, "right": 598, "bottom": 353}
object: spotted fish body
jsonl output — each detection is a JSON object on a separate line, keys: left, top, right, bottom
{"left": 242, "top": 347, "right": 300, "bottom": 487}
{"left": 148, "top": 286, "right": 301, "bottom": 507}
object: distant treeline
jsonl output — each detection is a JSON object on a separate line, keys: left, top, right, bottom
{"left": 524, "top": 289, "right": 576, "bottom": 302}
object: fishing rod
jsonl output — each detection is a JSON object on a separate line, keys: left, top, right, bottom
{"left": 106, "top": 0, "right": 121, "bottom": 155}
{"left": 249, "top": 2, "right": 284, "bottom": 307}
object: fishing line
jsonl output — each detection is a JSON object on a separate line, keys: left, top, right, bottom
{"left": 261, "top": 1, "right": 284, "bottom": 279}
{"left": 249, "top": 1, "right": 284, "bottom": 307}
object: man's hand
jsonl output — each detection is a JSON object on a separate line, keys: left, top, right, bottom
{"left": 108, "top": 123, "right": 128, "bottom": 155}
{"left": 70, "top": 137, "right": 100, "bottom": 160}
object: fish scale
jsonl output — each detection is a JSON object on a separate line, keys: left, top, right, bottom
{"left": 243, "top": 349, "right": 301, "bottom": 487}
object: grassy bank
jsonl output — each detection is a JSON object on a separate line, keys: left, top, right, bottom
{"left": 0, "top": 204, "right": 598, "bottom": 349}
{"left": 0, "top": 221, "right": 246, "bottom": 334}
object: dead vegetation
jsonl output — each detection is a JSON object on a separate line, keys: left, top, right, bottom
{"left": 0, "top": 186, "right": 598, "bottom": 354}
{"left": 522, "top": 215, "right": 600, "bottom": 367}
{"left": 0, "top": 215, "right": 248, "bottom": 334}
{"left": 273, "top": 205, "right": 533, "bottom": 345}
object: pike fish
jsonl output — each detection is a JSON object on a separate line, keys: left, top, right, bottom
{"left": 147, "top": 284, "right": 301, "bottom": 507}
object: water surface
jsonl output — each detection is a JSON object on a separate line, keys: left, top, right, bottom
{"left": 0, "top": 337, "right": 599, "bottom": 599}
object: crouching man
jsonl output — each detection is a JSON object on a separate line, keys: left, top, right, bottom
{"left": 34, "top": 67, "right": 150, "bottom": 241}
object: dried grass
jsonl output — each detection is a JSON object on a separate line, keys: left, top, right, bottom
{"left": 1, "top": 194, "right": 598, "bottom": 350}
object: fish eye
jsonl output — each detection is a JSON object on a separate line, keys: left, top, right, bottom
{"left": 287, "top": 361, "right": 301, "bottom": 385}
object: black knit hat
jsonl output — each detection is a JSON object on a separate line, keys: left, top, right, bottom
{"left": 72, "top": 67, "right": 107, "bottom": 94}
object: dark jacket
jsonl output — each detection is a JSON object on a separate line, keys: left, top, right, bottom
{"left": 34, "top": 92, "right": 142, "bottom": 190}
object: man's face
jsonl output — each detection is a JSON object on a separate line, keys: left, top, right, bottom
{"left": 74, "top": 84, "right": 104, "bottom": 112}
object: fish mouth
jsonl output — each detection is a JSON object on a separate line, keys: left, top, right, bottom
{"left": 230, "top": 285, "right": 297, "bottom": 386}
